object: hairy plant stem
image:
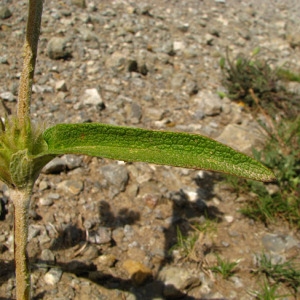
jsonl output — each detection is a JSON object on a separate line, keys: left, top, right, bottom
{"left": 13, "top": 1, "right": 44, "bottom": 299}
{"left": 17, "top": 0, "right": 43, "bottom": 127}
{"left": 11, "top": 188, "right": 33, "bottom": 300}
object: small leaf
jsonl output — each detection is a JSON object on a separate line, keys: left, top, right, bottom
{"left": 9, "top": 149, "right": 54, "bottom": 189}
{"left": 219, "top": 57, "right": 225, "bottom": 69}
{"left": 43, "top": 123, "right": 276, "bottom": 182}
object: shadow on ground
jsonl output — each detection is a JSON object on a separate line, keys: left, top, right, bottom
{"left": 0, "top": 172, "right": 226, "bottom": 299}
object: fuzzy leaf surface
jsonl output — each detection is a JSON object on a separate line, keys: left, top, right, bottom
{"left": 43, "top": 123, "right": 275, "bottom": 182}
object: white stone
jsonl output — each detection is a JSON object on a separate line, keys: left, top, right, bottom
{"left": 44, "top": 268, "right": 63, "bottom": 285}
{"left": 224, "top": 215, "right": 234, "bottom": 223}
{"left": 55, "top": 80, "right": 67, "bottom": 92}
{"left": 0, "top": 91, "right": 15, "bottom": 102}
{"left": 81, "top": 88, "right": 103, "bottom": 106}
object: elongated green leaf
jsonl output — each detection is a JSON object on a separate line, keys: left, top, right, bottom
{"left": 43, "top": 123, "right": 275, "bottom": 182}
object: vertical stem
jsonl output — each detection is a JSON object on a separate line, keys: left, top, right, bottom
{"left": 10, "top": 188, "right": 32, "bottom": 300}
{"left": 17, "top": 0, "right": 44, "bottom": 127}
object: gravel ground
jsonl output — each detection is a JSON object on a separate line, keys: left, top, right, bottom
{"left": 0, "top": 0, "right": 300, "bottom": 299}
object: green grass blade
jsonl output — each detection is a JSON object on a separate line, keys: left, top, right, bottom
{"left": 43, "top": 123, "right": 275, "bottom": 182}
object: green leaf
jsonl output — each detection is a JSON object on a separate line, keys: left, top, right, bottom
{"left": 43, "top": 123, "right": 276, "bottom": 182}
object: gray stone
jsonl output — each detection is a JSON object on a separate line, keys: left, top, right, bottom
{"left": 161, "top": 41, "right": 175, "bottom": 55}
{"left": 32, "top": 84, "right": 54, "bottom": 94}
{"left": 79, "top": 26, "right": 99, "bottom": 48}
{"left": 41, "top": 249, "right": 56, "bottom": 263}
{"left": 38, "top": 180, "right": 49, "bottom": 191}
{"left": 204, "top": 33, "right": 215, "bottom": 45}
{"left": 287, "top": 33, "right": 300, "bottom": 48}
{"left": 88, "top": 227, "right": 111, "bottom": 245}
{"left": 57, "top": 180, "right": 84, "bottom": 195}
{"left": 125, "top": 102, "right": 142, "bottom": 123}
{"left": 183, "top": 46, "right": 199, "bottom": 58}
{"left": 0, "top": 91, "right": 15, "bottom": 102}
{"left": 47, "top": 37, "right": 72, "bottom": 60}
{"left": 0, "top": 7, "right": 12, "bottom": 19}
{"left": 72, "top": 0, "right": 86, "bottom": 8}
{"left": 136, "top": 4, "right": 152, "bottom": 15}
{"left": 123, "top": 224, "right": 135, "bottom": 239}
{"left": 62, "top": 155, "right": 83, "bottom": 170}
{"left": 171, "top": 73, "right": 185, "bottom": 89}
{"left": 43, "top": 157, "right": 67, "bottom": 174}
{"left": 82, "top": 244, "right": 99, "bottom": 260}
{"left": 0, "top": 55, "right": 8, "bottom": 64}
{"left": 28, "top": 224, "right": 42, "bottom": 241}
{"left": 105, "top": 51, "right": 128, "bottom": 72}
{"left": 194, "top": 90, "right": 222, "bottom": 116}
{"left": 158, "top": 266, "right": 201, "bottom": 298}
{"left": 230, "top": 276, "right": 244, "bottom": 288}
{"left": 101, "top": 8, "right": 117, "bottom": 17}
{"left": 286, "top": 81, "right": 300, "bottom": 94}
{"left": 177, "top": 22, "right": 189, "bottom": 33}
{"left": 262, "top": 234, "right": 299, "bottom": 254}
{"left": 217, "top": 124, "right": 265, "bottom": 155}
{"left": 184, "top": 80, "right": 198, "bottom": 95}
{"left": 100, "top": 164, "right": 129, "bottom": 192}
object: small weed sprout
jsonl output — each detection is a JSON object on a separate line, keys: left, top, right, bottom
{"left": 169, "top": 226, "right": 199, "bottom": 257}
{"left": 210, "top": 254, "right": 239, "bottom": 280}
{"left": 220, "top": 47, "right": 278, "bottom": 107}
{"left": 249, "top": 279, "right": 291, "bottom": 300}
{"left": 193, "top": 218, "right": 217, "bottom": 236}
{"left": 220, "top": 47, "right": 300, "bottom": 116}
{"left": 254, "top": 253, "right": 300, "bottom": 294}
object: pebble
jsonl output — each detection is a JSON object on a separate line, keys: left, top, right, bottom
{"left": 39, "top": 196, "right": 54, "bottom": 206}
{"left": 42, "top": 157, "right": 67, "bottom": 174}
{"left": 122, "top": 259, "right": 152, "bottom": 286}
{"left": 40, "top": 249, "right": 56, "bottom": 263}
{"left": 0, "top": 55, "right": 8, "bottom": 64}
{"left": 224, "top": 215, "right": 234, "bottom": 223}
{"left": 0, "top": 7, "right": 12, "bottom": 19}
{"left": 158, "top": 266, "right": 201, "bottom": 298}
{"left": 105, "top": 51, "right": 129, "bottom": 72}
{"left": 262, "top": 234, "right": 299, "bottom": 254}
{"left": 97, "top": 254, "right": 117, "bottom": 268}
{"left": 194, "top": 90, "right": 222, "bottom": 116}
{"left": 0, "top": 91, "right": 15, "bottom": 102}
{"left": 88, "top": 227, "right": 111, "bottom": 245}
{"left": 47, "top": 37, "right": 72, "bottom": 60}
{"left": 100, "top": 164, "right": 129, "bottom": 192}
{"left": 55, "top": 80, "right": 68, "bottom": 92}
{"left": 72, "top": 0, "right": 86, "bottom": 9}
{"left": 57, "top": 179, "right": 84, "bottom": 195}
{"left": 28, "top": 224, "right": 42, "bottom": 241}
{"left": 80, "top": 88, "right": 104, "bottom": 109}
{"left": 38, "top": 180, "right": 49, "bottom": 191}
{"left": 82, "top": 244, "right": 99, "bottom": 260}
{"left": 217, "top": 123, "right": 264, "bottom": 155}
{"left": 44, "top": 268, "right": 63, "bottom": 285}
{"left": 63, "top": 155, "right": 83, "bottom": 170}
{"left": 230, "top": 276, "right": 244, "bottom": 288}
